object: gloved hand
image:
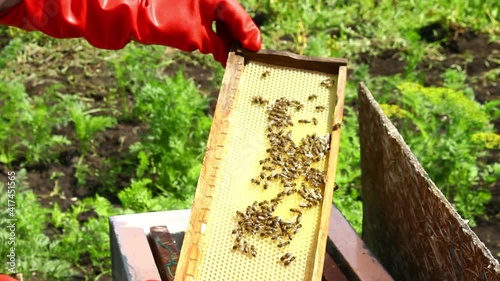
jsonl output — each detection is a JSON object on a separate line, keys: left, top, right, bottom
{"left": 0, "top": 0, "right": 261, "bottom": 65}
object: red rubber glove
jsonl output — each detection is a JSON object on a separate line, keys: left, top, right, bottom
{"left": 0, "top": 0, "right": 261, "bottom": 66}
{"left": 0, "top": 275, "right": 18, "bottom": 281}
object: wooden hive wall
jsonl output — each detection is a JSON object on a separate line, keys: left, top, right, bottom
{"left": 359, "top": 82, "right": 500, "bottom": 280}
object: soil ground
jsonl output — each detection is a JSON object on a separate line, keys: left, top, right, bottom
{"left": 0, "top": 22, "right": 498, "bottom": 279}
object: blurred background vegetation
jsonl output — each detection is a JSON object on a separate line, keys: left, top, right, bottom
{"left": 0, "top": 0, "right": 498, "bottom": 280}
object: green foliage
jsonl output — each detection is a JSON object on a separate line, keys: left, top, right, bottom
{"left": 382, "top": 82, "right": 497, "bottom": 225}
{"left": 0, "top": 170, "right": 121, "bottom": 279}
{"left": 49, "top": 195, "right": 120, "bottom": 274}
{"left": 69, "top": 102, "right": 117, "bottom": 154}
{"left": 334, "top": 107, "right": 363, "bottom": 233}
{"left": 74, "top": 156, "right": 90, "bottom": 187}
{"left": 39, "top": 189, "right": 131, "bottom": 278}
{"left": 471, "top": 132, "right": 500, "bottom": 149}
{"left": 334, "top": 187, "right": 364, "bottom": 234}
{"left": 442, "top": 67, "right": 475, "bottom": 99}
{"left": 128, "top": 70, "right": 212, "bottom": 199}
{"left": 0, "top": 81, "right": 29, "bottom": 165}
{"left": 118, "top": 178, "right": 193, "bottom": 212}
{"left": 483, "top": 100, "right": 500, "bottom": 120}
{"left": 242, "top": 0, "right": 499, "bottom": 62}
{"left": 117, "top": 178, "right": 154, "bottom": 211}
{"left": 111, "top": 44, "right": 213, "bottom": 203}
{"left": 113, "top": 43, "right": 171, "bottom": 93}
{"left": 0, "top": 82, "right": 70, "bottom": 166}
{"left": 0, "top": 170, "right": 74, "bottom": 280}
{"left": 0, "top": 37, "right": 24, "bottom": 68}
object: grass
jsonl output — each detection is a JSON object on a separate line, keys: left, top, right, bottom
{"left": 0, "top": 0, "right": 498, "bottom": 279}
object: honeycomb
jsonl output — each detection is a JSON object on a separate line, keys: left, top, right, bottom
{"left": 191, "top": 61, "right": 338, "bottom": 281}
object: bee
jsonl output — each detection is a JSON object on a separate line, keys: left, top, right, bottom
{"left": 250, "top": 245, "right": 257, "bottom": 257}
{"left": 250, "top": 178, "right": 260, "bottom": 185}
{"left": 281, "top": 253, "right": 292, "bottom": 261}
{"left": 301, "top": 183, "right": 308, "bottom": 193}
{"left": 299, "top": 202, "right": 313, "bottom": 208}
{"left": 296, "top": 103, "right": 304, "bottom": 111}
{"left": 314, "top": 192, "right": 323, "bottom": 201}
{"left": 296, "top": 213, "right": 302, "bottom": 223}
{"left": 312, "top": 117, "right": 318, "bottom": 125}
{"left": 332, "top": 123, "right": 342, "bottom": 131}
{"left": 261, "top": 70, "right": 271, "bottom": 78}
{"left": 277, "top": 241, "right": 290, "bottom": 248}
{"left": 320, "top": 78, "right": 334, "bottom": 88}
{"left": 298, "top": 119, "right": 311, "bottom": 124}
{"left": 284, "top": 256, "right": 296, "bottom": 266}
{"left": 252, "top": 96, "right": 269, "bottom": 106}
{"left": 263, "top": 182, "right": 269, "bottom": 190}
{"left": 308, "top": 94, "right": 318, "bottom": 101}
{"left": 315, "top": 105, "right": 326, "bottom": 112}
{"left": 306, "top": 196, "right": 317, "bottom": 203}
{"left": 252, "top": 204, "right": 258, "bottom": 213}
{"left": 334, "top": 182, "right": 339, "bottom": 191}
{"left": 324, "top": 133, "right": 332, "bottom": 145}
{"left": 262, "top": 166, "right": 273, "bottom": 171}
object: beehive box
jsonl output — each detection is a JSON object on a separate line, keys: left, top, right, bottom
{"left": 174, "top": 49, "right": 348, "bottom": 281}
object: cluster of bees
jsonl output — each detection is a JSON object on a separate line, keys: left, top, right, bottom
{"left": 232, "top": 87, "right": 336, "bottom": 267}
{"left": 231, "top": 199, "right": 302, "bottom": 260}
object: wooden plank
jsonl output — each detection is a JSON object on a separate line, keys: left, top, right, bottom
{"left": 109, "top": 210, "right": 191, "bottom": 281}
{"left": 311, "top": 65, "right": 347, "bottom": 280}
{"left": 358, "top": 82, "right": 500, "bottom": 280}
{"left": 149, "top": 226, "right": 180, "bottom": 281}
{"left": 322, "top": 251, "right": 349, "bottom": 281}
{"left": 109, "top": 223, "right": 162, "bottom": 281}
{"left": 237, "top": 49, "right": 347, "bottom": 74}
{"left": 327, "top": 204, "right": 394, "bottom": 281}
{"left": 174, "top": 51, "right": 245, "bottom": 281}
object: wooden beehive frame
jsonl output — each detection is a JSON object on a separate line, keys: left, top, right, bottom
{"left": 175, "top": 49, "right": 348, "bottom": 281}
